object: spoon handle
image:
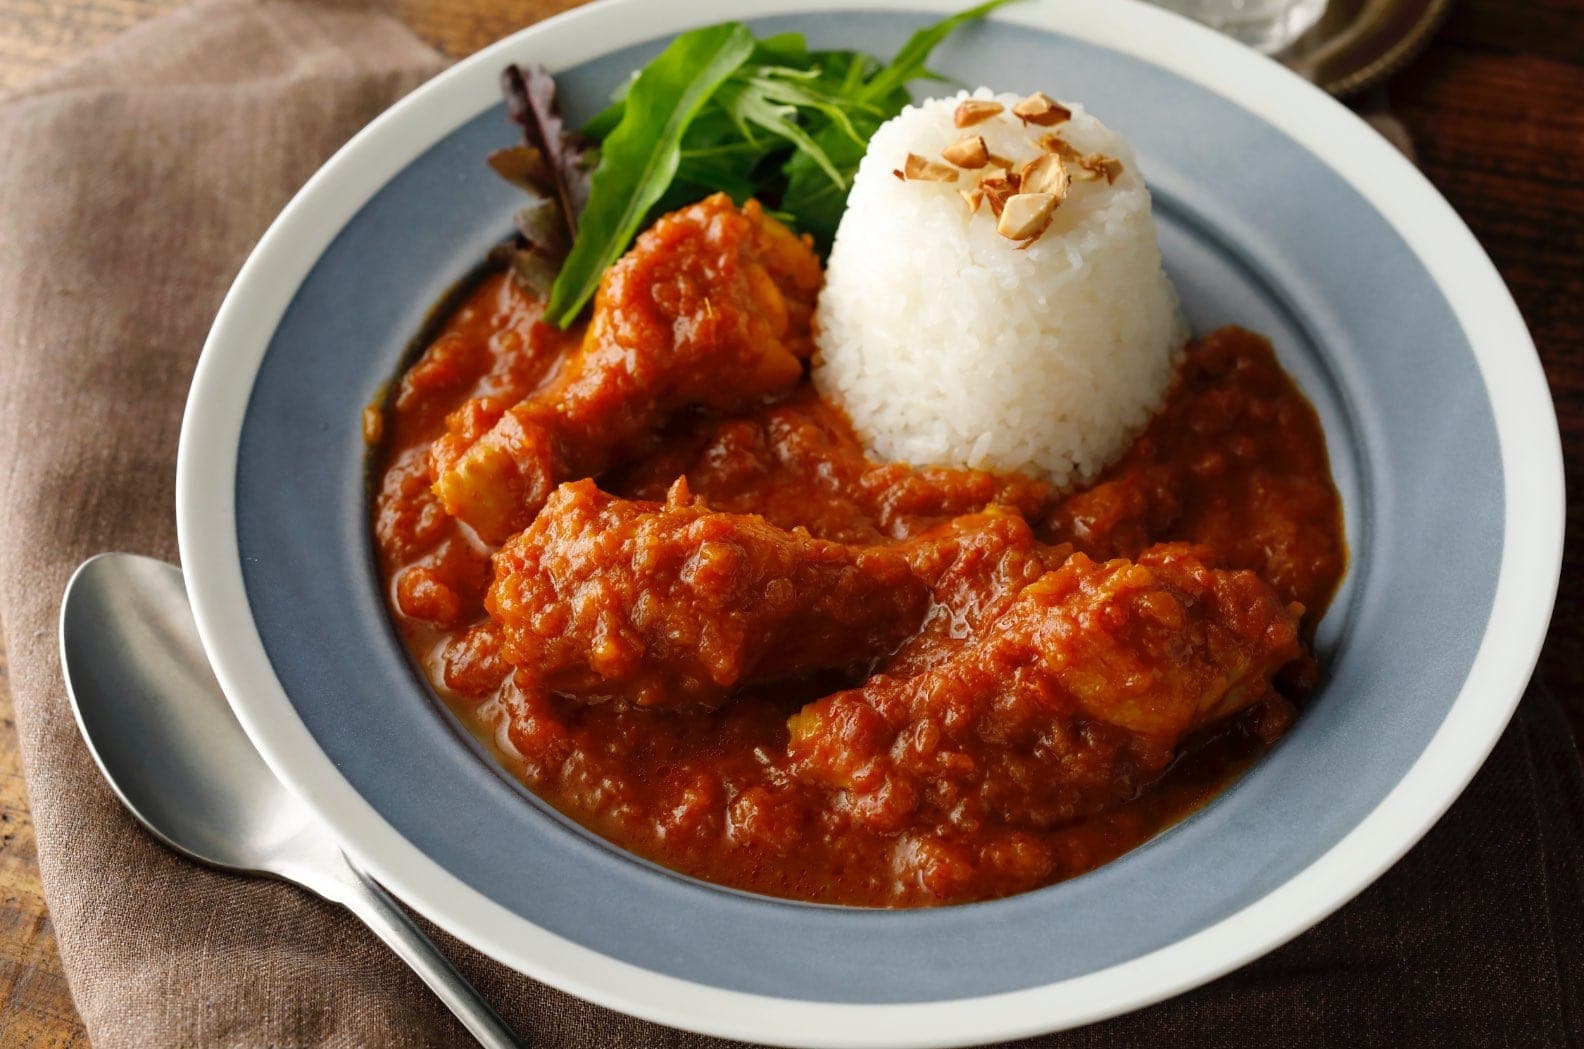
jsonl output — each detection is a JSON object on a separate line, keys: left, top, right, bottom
{"left": 328, "top": 861, "right": 526, "bottom": 1048}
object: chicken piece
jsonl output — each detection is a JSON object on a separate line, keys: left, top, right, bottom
{"left": 786, "top": 544, "right": 1303, "bottom": 834}
{"left": 888, "top": 509, "right": 1071, "bottom": 676}
{"left": 433, "top": 194, "right": 823, "bottom": 543}
{"left": 485, "top": 479, "right": 930, "bottom": 711}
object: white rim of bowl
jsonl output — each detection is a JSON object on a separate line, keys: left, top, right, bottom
{"left": 175, "top": 1, "right": 1564, "bottom": 1045}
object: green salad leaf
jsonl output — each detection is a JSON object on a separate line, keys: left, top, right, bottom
{"left": 533, "top": 0, "right": 1019, "bottom": 327}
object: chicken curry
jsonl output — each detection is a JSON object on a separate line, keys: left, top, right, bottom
{"left": 372, "top": 195, "right": 1344, "bottom": 906}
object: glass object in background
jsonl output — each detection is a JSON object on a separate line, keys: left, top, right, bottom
{"left": 1150, "top": 0, "right": 1329, "bottom": 53}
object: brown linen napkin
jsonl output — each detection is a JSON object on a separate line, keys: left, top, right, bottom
{"left": 0, "top": 1, "right": 1580, "bottom": 1046}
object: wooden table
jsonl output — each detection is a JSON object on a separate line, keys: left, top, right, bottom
{"left": 0, "top": 0, "right": 1579, "bottom": 1042}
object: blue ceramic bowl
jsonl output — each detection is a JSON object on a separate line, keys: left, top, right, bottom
{"left": 175, "top": 1, "right": 1563, "bottom": 1045}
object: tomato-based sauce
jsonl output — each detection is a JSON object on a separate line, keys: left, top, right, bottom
{"left": 373, "top": 210, "right": 1344, "bottom": 907}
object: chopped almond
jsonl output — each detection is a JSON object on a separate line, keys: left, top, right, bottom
{"left": 1084, "top": 154, "right": 1125, "bottom": 183}
{"left": 1036, "top": 134, "right": 1124, "bottom": 184}
{"left": 959, "top": 185, "right": 984, "bottom": 213}
{"left": 1012, "top": 92, "right": 1071, "bottom": 127}
{"left": 997, "top": 192, "right": 1056, "bottom": 240}
{"left": 1038, "top": 133, "right": 1083, "bottom": 161}
{"left": 953, "top": 99, "right": 1004, "bottom": 127}
{"left": 987, "top": 152, "right": 1014, "bottom": 170}
{"left": 1019, "top": 153, "right": 1071, "bottom": 200}
{"left": 1066, "top": 153, "right": 1123, "bottom": 183}
{"left": 941, "top": 135, "right": 990, "bottom": 169}
{"left": 980, "top": 171, "right": 1019, "bottom": 218}
{"left": 903, "top": 152, "right": 959, "bottom": 183}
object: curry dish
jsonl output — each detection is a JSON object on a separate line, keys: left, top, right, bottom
{"left": 372, "top": 195, "right": 1345, "bottom": 907}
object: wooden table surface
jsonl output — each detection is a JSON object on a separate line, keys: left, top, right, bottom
{"left": 0, "top": 0, "right": 1579, "bottom": 1043}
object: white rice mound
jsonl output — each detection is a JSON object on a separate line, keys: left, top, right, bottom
{"left": 813, "top": 89, "right": 1185, "bottom": 488}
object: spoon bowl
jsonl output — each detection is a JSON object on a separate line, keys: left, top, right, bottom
{"left": 58, "top": 552, "right": 523, "bottom": 1048}
{"left": 60, "top": 553, "right": 312, "bottom": 871}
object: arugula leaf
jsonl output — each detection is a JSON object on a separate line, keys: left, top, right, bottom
{"left": 860, "top": 0, "right": 1016, "bottom": 103}
{"left": 779, "top": 111, "right": 889, "bottom": 254}
{"left": 751, "top": 70, "right": 869, "bottom": 149}
{"left": 666, "top": 109, "right": 781, "bottom": 209}
{"left": 544, "top": 23, "right": 756, "bottom": 327}
{"left": 752, "top": 32, "right": 815, "bottom": 65}
{"left": 714, "top": 77, "right": 845, "bottom": 190}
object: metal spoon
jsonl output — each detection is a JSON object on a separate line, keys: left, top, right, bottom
{"left": 58, "top": 553, "right": 525, "bottom": 1048}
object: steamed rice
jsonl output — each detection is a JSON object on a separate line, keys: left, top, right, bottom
{"left": 813, "top": 89, "right": 1185, "bottom": 488}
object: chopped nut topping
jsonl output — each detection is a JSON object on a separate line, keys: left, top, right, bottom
{"left": 1065, "top": 153, "right": 1123, "bottom": 183}
{"left": 1019, "top": 153, "right": 1071, "bottom": 200}
{"left": 941, "top": 135, "right": 990, "bottom": 169}
{"left": 1084, "top": 154, "right": 1124, "bottom": 183}
{"left": 979, "top": 171, "right": 1020, "bottom": 218}
{"left": 1038, "top": 133, "right": 1083, "bottom": 161}
{"left": 1012, "top": 92, "right": 1072, "bottom": 127}
{"left": 997, "top": 192, "right": 1056, "bottom": 240}
{"left": 1037, "top": 134, "right": 1124, "bottom": 183}
{"left": 953, "top": 99, "right": 1005, "bottom": 127}
{"left": 903, "top": 152, "right": 959, "bottom": 183}
{"left": 894, "top": 101, "right": 1117, "bottom": 246}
